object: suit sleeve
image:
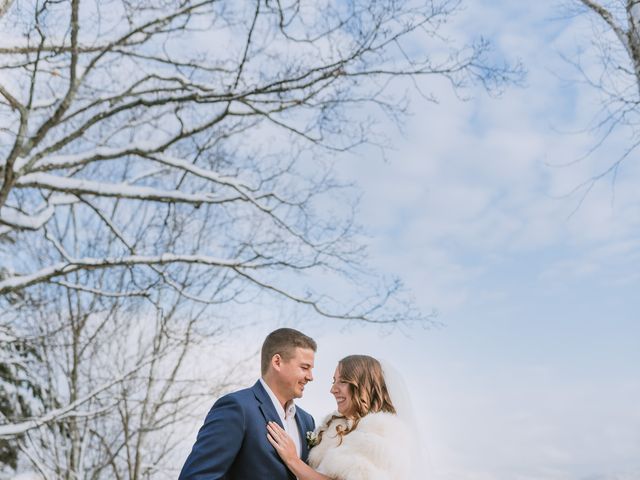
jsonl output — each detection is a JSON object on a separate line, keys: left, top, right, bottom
{"left": 178, "top": 395, "right": 245, "bottom": 480}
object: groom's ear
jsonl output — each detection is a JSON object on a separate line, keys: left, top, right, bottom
{"left": 271, "top": 353, "right": 282, "bottom": 371}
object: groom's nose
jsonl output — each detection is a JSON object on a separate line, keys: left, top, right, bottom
{"left": 306, "top": 369, "right": 313, "bottom": 382}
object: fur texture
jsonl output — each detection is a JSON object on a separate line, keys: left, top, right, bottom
{"left": 308, "top": 412, "right": 411, "bottom": 480}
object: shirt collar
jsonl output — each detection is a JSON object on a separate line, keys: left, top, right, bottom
{"left": 259, "top": 378, "right": 297, "bottom": 420}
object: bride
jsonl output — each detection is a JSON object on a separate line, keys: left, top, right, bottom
{"left": 267, "top": 355, "right": 414, "bottom": 480}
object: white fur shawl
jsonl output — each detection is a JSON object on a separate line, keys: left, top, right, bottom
{"left": 308, "top": 411, "right": 411, "bottom": 480}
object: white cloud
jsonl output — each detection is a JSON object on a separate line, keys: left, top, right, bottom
{"left": 321, "top": 2, "right": 640, "bottom": 479}
{"left": 165, "top": 2, "right": 640, "bottom": 479}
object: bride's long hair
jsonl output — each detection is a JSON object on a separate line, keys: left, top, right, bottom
{"left": 318, "top": 355, "right": 396, "bottom": 443}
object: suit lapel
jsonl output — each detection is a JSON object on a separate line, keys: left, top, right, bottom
{"left": 252, "top": 380, "right": 285, "bottom": 429}
{"left": 253, "top": 381, "right": 296, "bottom": 479}
{"left": 295, "top": 412, "right": 310, "bottom": 460}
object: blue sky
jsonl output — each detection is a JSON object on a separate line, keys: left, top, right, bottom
{"left": 175, "top": 2, "right": 639, "bottom": 479}
{"left": 1, "top": 2, "right": 636, "bottom": 479}
{"left": 293, "top": 2, "right": 640, "bottom": 479}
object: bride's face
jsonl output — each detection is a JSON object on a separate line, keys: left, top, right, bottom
{"left": 330, "top": 366, "right": 354, "bottom": 417}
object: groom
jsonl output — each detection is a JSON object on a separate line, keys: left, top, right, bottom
{"left": 178, "top": 328, "right": 317, "bottom": 479}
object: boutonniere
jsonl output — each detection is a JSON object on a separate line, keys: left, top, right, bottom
{"left": 306, "top": 430, "right": 319, "bottom": 448}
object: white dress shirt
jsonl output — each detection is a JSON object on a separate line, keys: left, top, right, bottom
{"left": 260, "top": 378, "right": 302, "bottom": 457}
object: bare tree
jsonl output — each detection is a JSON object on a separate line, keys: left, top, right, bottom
{"left": 561, "top": 1, "right": 640, "bottom": 200}
{"left": 0, "top": 0, "right": 518, "bottom": 478}
{"left": 0, "top": 0, "right": 518, "bottom": 314}
{"left": 1, "top": 276, "right": 250, "bottom": 479}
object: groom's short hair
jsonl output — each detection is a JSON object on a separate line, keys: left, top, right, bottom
{"left": 261, "top": 328, "right": 317, "bottom": 375}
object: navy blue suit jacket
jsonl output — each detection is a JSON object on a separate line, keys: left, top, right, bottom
{"left": 179, "top": 381, "right": 316, "bottom": 480}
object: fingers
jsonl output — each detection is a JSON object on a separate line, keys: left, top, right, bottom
{"left": 267, "top": 421, "right": 285, "bottom": 435}
{"left": 267, "top": 422, "right": 285, "bottom": 447}
{"left": 267, "top": 421, "right": 288, "bottom": 443}
{"left": 267, "top": 432, "right": 278, "bottom": 448}
{"left": 267, "top": 422, "right": 279, "bottom": 439}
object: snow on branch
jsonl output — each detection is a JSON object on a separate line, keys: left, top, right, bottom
{"left": 0, "top": 205, "right": 54, "bottom": 230}
{"left": 0, "top": 194, "right": 77, "bottom": 232}
{"left": 15, "top": 172, "right": 240, "bottom": 204}
{"left": 23, "top": 147, "right": 252, "bottom": 193}
{"left": 0, "top": 253, "right": 257, "bottom": 295}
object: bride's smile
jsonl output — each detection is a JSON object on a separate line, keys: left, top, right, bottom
{"left": 330, "top": 366, "right": 354, "bottom": 417}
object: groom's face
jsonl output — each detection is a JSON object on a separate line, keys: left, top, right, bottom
{"left": 276, "top": 347, "right": 315, "bottom": 400}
